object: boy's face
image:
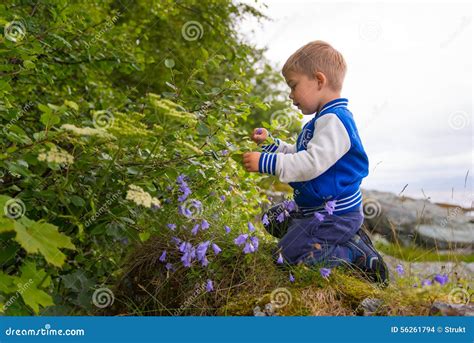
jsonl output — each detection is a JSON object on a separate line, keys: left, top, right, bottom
{"left": 284, "top": 71, "right": 322, "bottom": 115}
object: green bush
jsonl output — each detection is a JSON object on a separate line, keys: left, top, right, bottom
{"left": 0, "top": 0, "right": 298, "bottom": 315}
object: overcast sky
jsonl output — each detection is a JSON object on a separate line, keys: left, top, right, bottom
{"left": 240, "top": 0, "right": 473, "bottom": 207}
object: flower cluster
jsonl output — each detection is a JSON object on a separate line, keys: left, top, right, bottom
{"left": 61, "top": 124, "right": 114, "bottom": 138}
{"left": 177, "top": 239, "right": 221, "bottom": 268}
{"left": 126, "top": 184, "right": 161, "bottom": 209}
{"left": 313, "top": 200, "right": 337, "bottom": 221}
{"left": 176, "top": 174, "right": 191, "bottom": 202}
{"left": 37, "top": 145, "right": 74, "bottom": 166}
{"left": 234, "top": 222, "right": 259, "bottom": 254}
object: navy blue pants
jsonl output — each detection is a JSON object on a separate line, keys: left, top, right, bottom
{"left": 276, "top": 206, "right": 364, "bottom": 267}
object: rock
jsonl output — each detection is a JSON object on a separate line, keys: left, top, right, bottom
{"left": 253, "top": 303, "right": 279, "bottom": 316}
{"left": 362, "top": 189, "right": 474, "bottom": 250}
{"left": 264, "top": 303, "right": 276, "bottom": 316}
{"left": 429, "top": 301, "right": 474, "bottom": 316}
{"left": 253, "top": 306, "right": 266, "bottom": 316}
{"left": 380, "top": 252, "right": 474, "bottom": 281}
{"left": 358, "top": 297, "right": 387, "bottom": 316}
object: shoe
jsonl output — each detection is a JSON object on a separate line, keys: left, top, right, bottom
{"left": 346, "top": 229, "right": 390, "bottom": 287}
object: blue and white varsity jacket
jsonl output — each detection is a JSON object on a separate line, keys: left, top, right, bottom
{"left": 259, "top": 98, "right": 369, "bottom": 215}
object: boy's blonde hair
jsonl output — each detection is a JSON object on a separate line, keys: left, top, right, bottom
{"left": 282, "top": 40, "right": 347, "bottom": 92}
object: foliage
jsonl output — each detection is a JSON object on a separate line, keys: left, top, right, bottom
{"left": 0, "top": 0, "right": 297, "bottom": 315}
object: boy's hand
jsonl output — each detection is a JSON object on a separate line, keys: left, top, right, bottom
{"left": 243, "top": 152, "right": 261, "bottom": 172}
{"left": 251, "top": 128, "right": 268, "bottom": 144}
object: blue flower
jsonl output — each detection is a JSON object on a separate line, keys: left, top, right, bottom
{"left": 178, "top": 187, "right": 191, "bottom": 202}
{"left": 277, "top": 253, "right": 284, "bottom": 264}
{"left": 247, "top": 222, "right": 255, "bottom": 232}
{"left": 262, "top": 214, "right": 270, "bottom": 226}
{"left": 285, "top": 200, "right": 296, "bottom": 212}
{"left": 220, "top": 195, "right": 226, "bottom": 201}
{"left": 191, "top": 224, "right": 200, "bottom": 235}
{"left": 180, "top": 242, "right": 196, "bottom": 268}
{"left": 224, "top": 225, "right": 231, "bottom": 234}
{"left": 320, "top": 268, "right": 331, "bottom": 278}
{"left": 250, "top": 236, "right": 259, "bottom": 250}
{"left": 201, "top": 256, "right": 209, "bottom": 267}
{"left": 314, "top": 212, "right": 325, "bottom": 221}
{"left": 201, "top": 219, "right": 210, "bottom": 230}
{"left": 324, "top": 200, "right": 336, "bottom": 215}
{"left": 181, "top": 252, "right": 193, "bottom": 267}
{"left": 206, "top": 279, "right": 214, "bottom": 292}
{"left": 178, "top": 205, "right": 192, "bottom": 217}
{"left": 159, "top": 250, "right": 167, "bottom": 262}
{"left": 167, "top": 223, "right": 176, "bottom": 230}
{"left": 171, "top": 236, "right": 182, "bottom": 246}
{"left": 434, "top": 274, "right": 448, "bottom": 285}
{"left": 421, "top": 279, "right": 432, "bottom": 287}
{"left": 178, "top": 242, "right": 187, "bottom": 253}
{"left": 212, "top": 243, "right": 221, "bottom": 255}
{"left": 243, "top": 241, "right": 256, "bottom": 254}
{"left": 234, "top": 233, "right": 248, "bottom": 246}
{"left": 176, "top": 174, "right": 186, "bottom": 184}
{"left": 396, "top": 264, "right": 404, "bottom": 276}
{"left": 176, "top": 174, "right": 192, "bottom": 202}
{"left": 276, "top": 212, "right": 285, "bottom": 223}
{"left": 196, "top": 241, "right": 210, "bottom": 261}
{"left": 165, "top": 263, "right": 173, "bottom": 271}
{"left": 289, "top": 273, "right": 295, "bottom": 283}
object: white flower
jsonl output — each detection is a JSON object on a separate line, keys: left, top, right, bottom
{"left": 126, "top": 184, "right": 161, "bottom": 209}
{"left": 37, "top": 146, "right": 74, "bottom": 166}
{"left": 60, "top": 124, "right": 114, "bottom": 138}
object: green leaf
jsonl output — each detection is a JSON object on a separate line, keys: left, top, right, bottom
{"left": 23, "top": 60, "right": 35, "bottom": 69}
{"left": 70, "top": 195, "right": 85, "bottom": 207}
{"left": 0, "top": 272, "right": 16, "bottom": 293}
{"left": 18, "top": 262, "right": 54, "bottom": 313}
{"left": 40, "top": 111, "right": 60, "bottom": 126}
{"left": 64, "top": 100, "right": 79, "bottom": 111}
{"left": 0, "top": 217, "right": 15, "bottom": 233}
{"left": 14, "top": 217, "right": 75, "bottom": 267}
{"left": 38, "top": 103, "right": 52, "bottom": 115}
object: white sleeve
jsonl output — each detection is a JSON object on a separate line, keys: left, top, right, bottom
{"left": 261, "top": 135, "right": 296, "bottom": 154}
{"left": 258, "top": 113, "right": 351, "bottom": 183}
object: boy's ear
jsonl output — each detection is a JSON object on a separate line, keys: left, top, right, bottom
{"left": 314, "top": 71, "right": 327, "bottom": 89}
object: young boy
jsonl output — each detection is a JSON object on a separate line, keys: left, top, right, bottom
{"left": 242, "top": 40, "right": 389, "bottom": 285}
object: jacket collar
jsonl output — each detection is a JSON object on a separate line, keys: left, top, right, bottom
{"left": 316, "top": 98, "right": 348, "bottom": 117}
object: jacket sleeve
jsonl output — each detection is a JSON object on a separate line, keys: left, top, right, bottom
{"left": 258, "top": 113, "right": 351, "bottom": 183}
{"left": 261, "top": 133, "right": 296, "bottom": 154}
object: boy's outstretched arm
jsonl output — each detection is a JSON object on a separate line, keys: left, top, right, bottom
{"left": 251, "top": 128, "right": 296, "bottom": 154}
{"left": 244, "top": 114, "right": 351, "bottom": 183}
